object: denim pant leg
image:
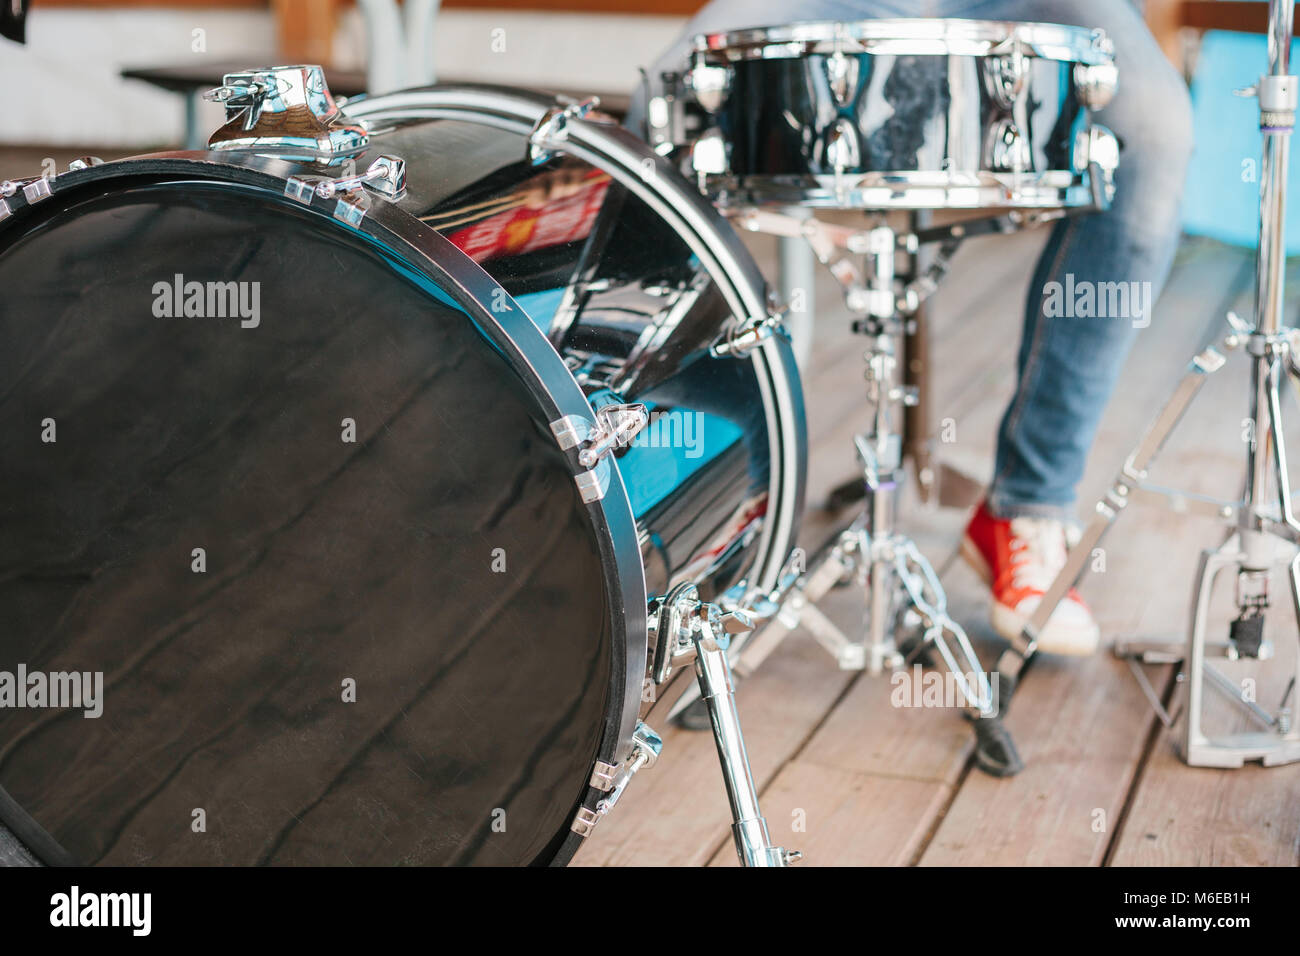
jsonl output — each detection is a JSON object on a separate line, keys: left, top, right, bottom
{"left": 947, "top": 0, "right": 1196, "bottom": 519}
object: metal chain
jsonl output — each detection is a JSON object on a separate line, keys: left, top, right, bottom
{"left": 892, "top": 538, "right": 995, "bottom": 715}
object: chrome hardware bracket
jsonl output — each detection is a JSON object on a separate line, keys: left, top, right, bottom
{"left": 570, "top": 721, "right": 663, "bottom": 838}
{"left": 711, "top": 308, "right": 788, "bottom": 358}
{"left": 284, "top": 155, "right": 408, "bottom": 228}
{"left": 204, "top": 65, "right": 369, "bottom": 156}
{"left": 549, "top": 403, "right": 647, "bottom": 504}
{"left": 666, "top": 548, "right": 812, "bottom": 721}
{"left": 528, "top": 97, "right": 601, "bottom": 166}
{"left": 650, "top": 583, "right": 755, "bottom": 684}
{"left": 729, "top": 208, "right": 884, "bottom": 317}
{"left": 1081, "top": 126, "right": 1120, "bottom": 210}
{"left": 66, "top": 156, "right": 105, "bottom": 172}
{"left": 311, "top": 154, "right": 407, "bottom": 201}
{"left": 648, "top": 584, "right": 798, "bottom": 867}
{"left": 549, "top": 414, "right": 590, "bottom": 453}
{"left": 0, "top": 158, "right": 108, "bottom": 221}
{"left": 0, "top": 175, "right": 52, "bottom": 206}
{"left": 730, "top": 208, "right": 969, "bottom": 320}
{"left": 577, "top": 403, "right": 648, "bottom": 468}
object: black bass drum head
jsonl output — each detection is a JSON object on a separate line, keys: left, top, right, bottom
{"left": 0, "top": 167, "right": 639, "bottom": 865}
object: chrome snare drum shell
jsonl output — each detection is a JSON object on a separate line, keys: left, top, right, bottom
{"left": 675, "top": 18, "right": 1118, "bottom": 211}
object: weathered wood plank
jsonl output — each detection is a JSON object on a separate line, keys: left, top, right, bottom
{"left": 707, "top": 762, "right": 951, "bottom": 866}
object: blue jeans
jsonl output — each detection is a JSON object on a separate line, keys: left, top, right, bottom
{"left": 637, "top": 0, "right": 1194, "bottom": 520}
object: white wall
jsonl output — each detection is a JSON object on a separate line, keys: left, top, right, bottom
{"left": 2, "top": 10, "right": 279, "bottom": 147}
{"left": 1, "top": 8, "right": 685, "bottom": 148}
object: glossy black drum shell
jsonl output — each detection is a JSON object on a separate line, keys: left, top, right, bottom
{"left": 0, "top": 84, "right": 807, "bottom": 867}
{"left": 670, "top": 20, "right": 1114, "bottom": 209}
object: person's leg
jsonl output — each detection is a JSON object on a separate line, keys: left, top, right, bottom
{"left": 931, "top": 0, "right": 1195, "bottom": 653}
{"left": 952, "top": 0, "right": 1196, "bottom": 519}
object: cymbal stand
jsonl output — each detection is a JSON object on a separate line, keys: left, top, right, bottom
{"left": 993, "top": 0, "right": 1300, "bottom": 768}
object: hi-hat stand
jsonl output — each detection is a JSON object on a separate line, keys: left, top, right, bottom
{"left": 993, "top": 0, "right": 1300, "bottom": 768}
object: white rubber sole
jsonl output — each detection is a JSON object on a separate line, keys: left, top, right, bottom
{"left": 960, "top": 535, "right": 1100, "bottom": 657}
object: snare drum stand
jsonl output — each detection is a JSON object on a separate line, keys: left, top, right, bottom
{"left": 994, "top": 0, "right": 1300, "bottom": 768}
{"left": 731, "top": 208, "right": 1023, "bottom": 776}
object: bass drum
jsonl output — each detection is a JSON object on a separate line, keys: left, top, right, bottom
{"left": 0, "top": 81, "right": 804, "bottom": 866}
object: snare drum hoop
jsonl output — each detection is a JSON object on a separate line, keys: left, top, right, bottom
{"left": 693, "top": 18, "right": 1114, "bottom": 64}
{"left": 709, "top": 171, "right": 1093, "bottom": 210}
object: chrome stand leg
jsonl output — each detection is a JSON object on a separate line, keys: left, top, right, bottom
{"left": 691, "top": 614, "right": 795, "bottom": 867}
{"left": 857, "top": 431, "right": 903, "bottom": 675}
{"left": 770, "top": 221, "right": 1021, "bottom": 772}
{"left": 698, "top": 216, "right": 1019, "bottom": 770}
{"left": 848, "top": 269, "right": 1014, "bottom": 765}
{"left": 651, "top": 585, "right": 797, "bottom": 866}
{"left": 777, "top": 209, "right": 816, "bottom": 370}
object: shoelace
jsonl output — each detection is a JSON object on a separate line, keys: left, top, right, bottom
{"left": 1006, "top": 517, "right": 1070, "bottom": 592}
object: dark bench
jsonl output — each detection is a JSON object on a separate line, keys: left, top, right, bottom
{"left": 122, "top": 62, "right": 628, "bottom": 149}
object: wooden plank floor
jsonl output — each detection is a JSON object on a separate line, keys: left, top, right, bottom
{"left": 577, "top": 227, "right": 1300, "bottom": 868}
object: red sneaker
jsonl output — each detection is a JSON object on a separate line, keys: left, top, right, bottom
{"left": 961, "top": 501, "right": 1100, "bottom": 656}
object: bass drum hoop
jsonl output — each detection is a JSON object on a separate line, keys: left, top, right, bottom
{"left": 346, "top": 84, "right": 806, "bottom": 604}
{"left": 0, "top": 155, "right": 645, "bottom": 868}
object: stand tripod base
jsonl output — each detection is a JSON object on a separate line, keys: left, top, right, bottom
{"left": 970, "top": 685, "right": 1024, "bottom": 777}
{"left": 1181, "top": 535, "right": 1300, "bottom": 768}
{"left": 1183, "top": 732, "right": 1300, "bottom": 768}
{"left": 733, "top": 519, "right": 1024, "bottom": 777}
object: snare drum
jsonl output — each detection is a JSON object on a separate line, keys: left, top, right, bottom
{"left": 656, "top": 18, "right": 1119, "bottom": 210}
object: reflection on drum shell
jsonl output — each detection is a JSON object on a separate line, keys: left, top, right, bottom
{"left": 374, "top": 115, "right": 796, "bottom": 601}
